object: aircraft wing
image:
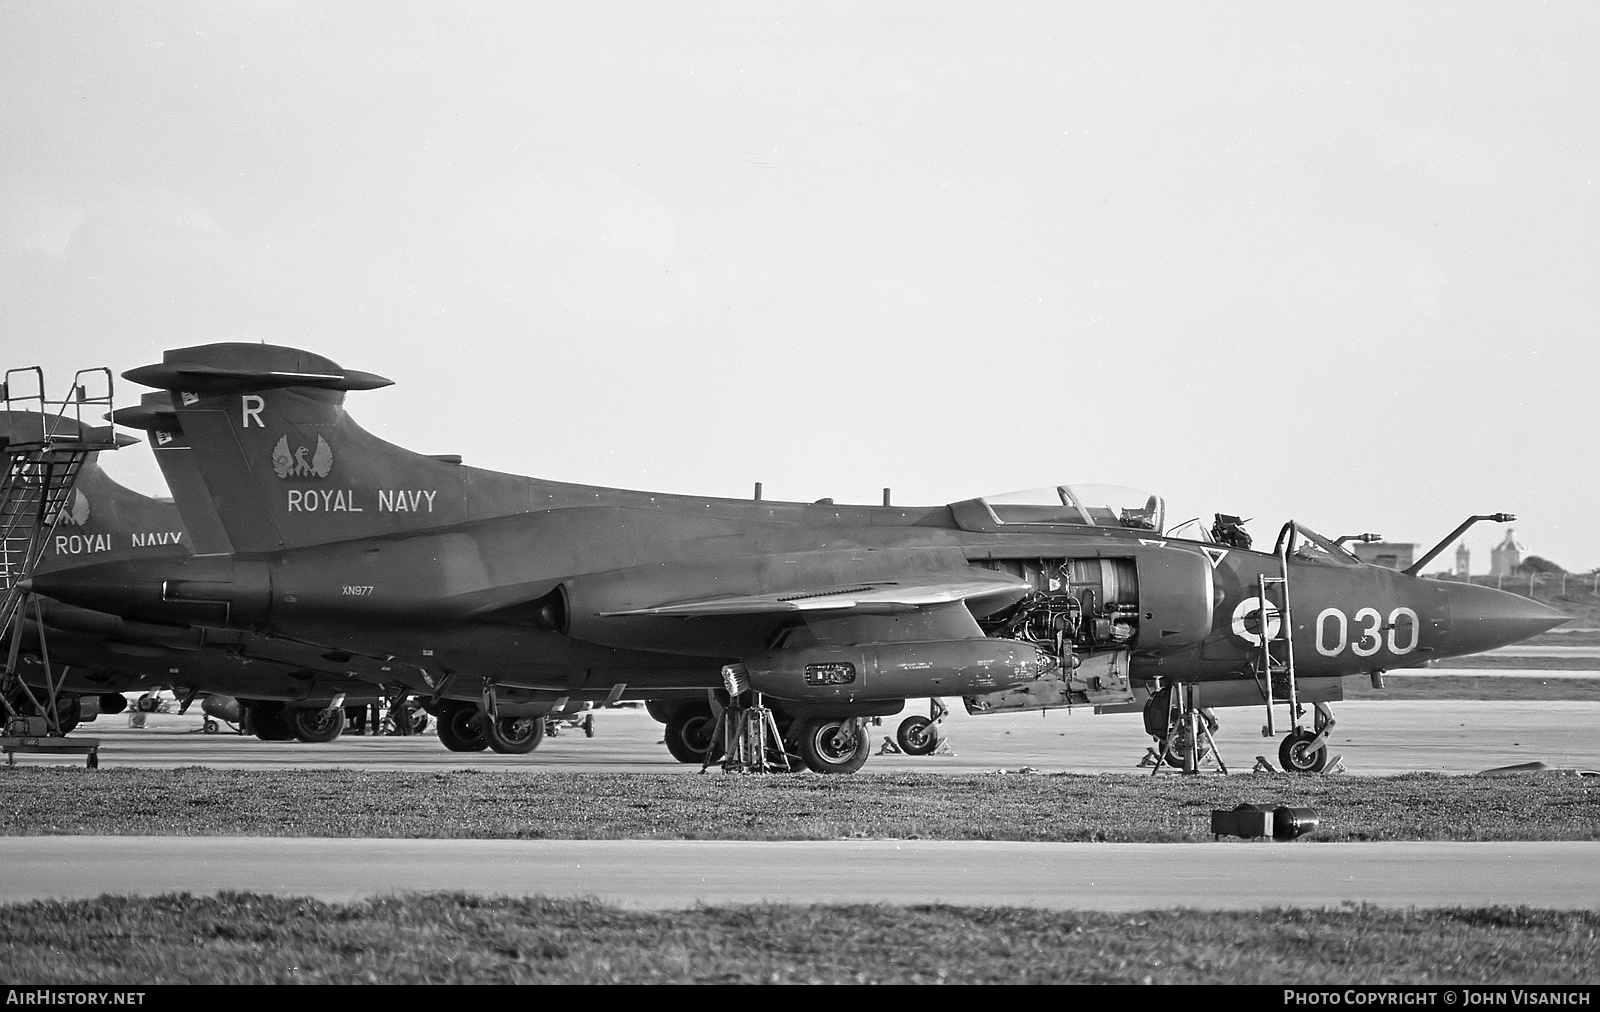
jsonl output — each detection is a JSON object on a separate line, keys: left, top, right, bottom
{"left": 596, "top": 573, "right": 1030, "bottom": 618}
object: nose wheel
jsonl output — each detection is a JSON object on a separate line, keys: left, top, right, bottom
{"left": 1278, "top": 728, "right": 1327, "bottom": 773}
{"left": 1277, "top": 702, "right": 1337, "bottom": 774}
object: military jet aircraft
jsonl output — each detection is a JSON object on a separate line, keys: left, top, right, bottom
{"left": 0, "top": 410, "right": 390, "bottom": 742}
{"left": 26, "top": 342, "right": 1566, "bottom": 774}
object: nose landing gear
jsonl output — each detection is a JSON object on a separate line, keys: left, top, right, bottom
{"left": 1277, "top": 702, "right": 1338, "bottom": 774}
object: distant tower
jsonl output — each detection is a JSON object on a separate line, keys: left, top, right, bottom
{"left": 1489, "top": 529, "right": 1525, "bottom": 578}
{"left": 1454, "top": 542, "right": 1470, "bottom": 578}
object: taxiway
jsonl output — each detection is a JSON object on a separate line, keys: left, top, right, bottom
{"left": 46, "top": 698, "right": 1600, "bottom": 776}
{"left": 8, "top": 695, "right": 1599, "bottom": 912}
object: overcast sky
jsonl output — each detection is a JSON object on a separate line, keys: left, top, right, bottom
{"left": 3, "top": 2, "right": 1596, "bottom": 572}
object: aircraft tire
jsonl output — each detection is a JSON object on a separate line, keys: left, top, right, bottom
{"left": 436, "top": 704, "right": 489, "bottom": 752}
{"left": 288, "top": 707, "right": 346, "bottom": 744}
{"left": 796, "top": 718, "right": 870, "bottom": 775}
{"left": 243, "top": 701, "right": 298, "bottom": 741}
{"left": 43, "top": 696, "right": 82, "bottom": 735}
{"left": 485, "top": 714, "right": 545, "bottom": 755}
{"left": 1278, "top": 729, "right": 1328, "bottom": 774}
{"left": 1142, "top": 689, "right": 1171, "bottom": 738}
{"left": 896, "top": 715, "right": 941, "bottom": 756}
{"left": 645, "top": 700, "right": 678, "bottom": 724}
{"left": 663, "top": 709, "right": 721, "bottom": 764}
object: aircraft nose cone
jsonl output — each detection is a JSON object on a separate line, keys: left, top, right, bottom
{"left": 1441, "top": 582, "right": 1567, "bottom": 657}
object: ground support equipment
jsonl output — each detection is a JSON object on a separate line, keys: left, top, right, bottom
{"left": 0, "top": 367, "right": 121, "bottom": 765}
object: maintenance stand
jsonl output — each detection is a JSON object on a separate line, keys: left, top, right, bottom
{"left": 0, "top": 367, "right": 123, "bottom": 768}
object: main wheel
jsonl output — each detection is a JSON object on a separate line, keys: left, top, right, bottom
{"left": 1279, "top": 729, "right": 1328, "bottom": 773}
{"left": 1163, "top": 723, "right": 1213, "bottom": 769}
{"left": 796, "top": 718, "right": 871, "bottom": 775}
{"left": 436, "top": 703, "right": 489, "bottom": 752}
{"left": 896, "top": 715, "right": 941, "bottom": 756}
{"left": 485, "top": 714, "right": 546, "bottom": 755}
{"left": 664, "top": 708, "right": 721, "bottom": 764}
{"left": 242, "top": 701, "right": 297, "bottom": 741}
{"left": 1142, "top": 688, "right": 1172, "bottom": 738}
{"left": 288, "top": 707, "right": 346, "bottom": 743}
{"left": 54, "top": 697, "right": 82, "bottom": 736}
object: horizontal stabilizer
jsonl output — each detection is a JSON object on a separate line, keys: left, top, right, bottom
{"left": 110, "top": 392, "right": 178, "bottom": 430}
{"left": 597, "top": 574, "right": 1030, "bottom": 618}
{"left": 123, "top": 343, "right": 390, "bottom": 394}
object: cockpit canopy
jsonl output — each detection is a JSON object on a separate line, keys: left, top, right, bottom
{"left": 953, "top": 484, "right": 1165, "bottom": 532}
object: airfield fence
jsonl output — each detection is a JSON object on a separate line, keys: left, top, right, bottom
{"left": 1423, "top": 571, "right": 1600, "bottom": 601}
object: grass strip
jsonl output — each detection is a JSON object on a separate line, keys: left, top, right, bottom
{"left": 1, "top": 893, "right": 1594, "bottom": 984}
{"left": 1344, "top": 675, "right": 1600, "bottom": 700}
{"left": 3, "top": 769, "right": 1598, "bottom": 841}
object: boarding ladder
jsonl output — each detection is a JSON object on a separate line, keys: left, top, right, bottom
{"left": 1254, "top": 525, "right": 1300, "bottom": 738}
{"left": 0, "top": 367, "right": 119, "bottom": 750}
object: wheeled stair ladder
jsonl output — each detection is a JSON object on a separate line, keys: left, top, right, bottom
{"left": 0, "top": 367, "right": 120, "bottom": 765}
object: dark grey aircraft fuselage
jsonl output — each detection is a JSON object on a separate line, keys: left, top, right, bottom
{"left": 23, "top": 345, "right": 1566, "bottom": 765}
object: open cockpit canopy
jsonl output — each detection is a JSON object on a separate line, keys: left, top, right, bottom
{"left": 1278, "top": 521, "right": 1363, "bottom": 566}
{"left": 955, "top": 484, "right": 1165, "bottom": 532}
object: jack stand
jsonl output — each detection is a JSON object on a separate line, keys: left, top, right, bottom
{"left": 702, "top": 692, "right": 791, "bottom": 774}
{"left": 1145, "top": 684, "right": 1229, "bottom": 775}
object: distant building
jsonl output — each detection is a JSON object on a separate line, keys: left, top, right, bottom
{"left": 1455, "top": 542, "right": 1470, "bottom": 578}
{"left": 1352, "top": 541, "right": 1416, "bottom": 571}
{"left": 1490, "top": 529, "right": 1526, "bottom": 578}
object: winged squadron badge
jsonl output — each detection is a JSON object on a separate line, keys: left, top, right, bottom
{"left": 271, "top": 434, "right": 334, "bottom": 479}
{"left": 52, "top": 489, "right": 91, "bottom": 526}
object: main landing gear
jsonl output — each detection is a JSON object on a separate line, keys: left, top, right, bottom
{"left": 1141, "top": 685, "right": 1226, "bottom": 775}
{"left": 435, "top": 700, "right": 489, "bottom": 753}
{"left": 793, "top": 717, "right": 870, "bottom": 775}
{"left": 484, "top": 714, "right": 545, "bottom": 755}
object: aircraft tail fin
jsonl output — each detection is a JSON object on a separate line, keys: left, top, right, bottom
{"left": 119, "top": 343, "right": 481, "bottom": 554}
{"left": 0, "top": 411, "right": 188, "bottom": 571}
